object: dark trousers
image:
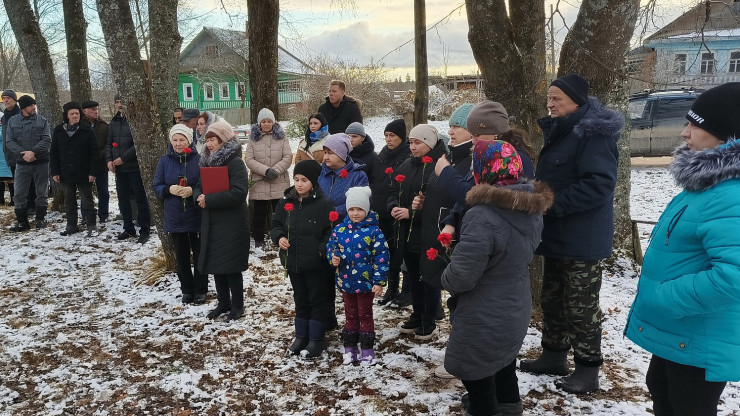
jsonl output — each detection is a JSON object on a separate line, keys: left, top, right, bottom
{"left": 404, "top": 251, "right": 440, "bottom": 323}
{"left": 172, "top": 232, "right": 207, "bottom": 296}
{"left": 94, "top": 171, "right": 109, "bottom": 220}
{"left": 251, "top": 199, "right": 277, "bottom": 243}
{"left": 646, "top": 355, "right": 726, "bottom": 416}
{"left": 540, "top": 258, "right": 603, "bottom": 365}
{"left": 63, "top": 182, "right": 96, "bottom": 230}
{"left": 379, "top": 218, "right": 401, "bottom": 275}
{"left": 462, "top": 360, "right": 520, "bottom": 416}
{"left": 290, "top": 270, "right": 332, "bottom": 322}
{"left": 114, "top": 170, "right": 150, "bottom": 233}
{"left": 214, "top": 273, "right": 243, "bottom": 310}
{"left": 13, "top": 163, "right": 48, "bottom": 209}
{"left": 342, "top": 292, "right": 375, "bottom": 333}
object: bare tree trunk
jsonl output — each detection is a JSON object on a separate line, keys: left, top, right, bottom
{"left": 3, "top": 0, "right": 61, "bottom": 125}
{"left": 558, "top": 0, "right": 641, "bottom": 268}
{"left": 96, "top": 0, "right": 174, "bottom": 269}
{"left": 247, "top": 0, "right": 279, "bottom": 121}
{"left": 63, "top": 0, "right": 93, "bottom": 103}
{"left": 413, "top": 0, "right": 428, "bottom": 126}
{"left": 148, "top": 0, "right": 182, "bottom": 131}
{"left": 0, "top": 22, "right": 23, "bottom": 88}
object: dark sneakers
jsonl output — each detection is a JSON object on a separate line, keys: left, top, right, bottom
{"left": 414, "top": 322, "right": 438, "bottom": 340}
{"left": 117, "top": 231, "right": 136, "bottom": 240}
{"left": 399, "top": 315, "right": 422, "bottom": 334}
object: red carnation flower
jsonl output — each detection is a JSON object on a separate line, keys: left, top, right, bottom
{"left": 339, "top": 169, "right": 348, "bottom": 179}
{"left": 183, "top": 147, "right": 192, "bottom": 154}
{"left": 112, "top": 142, "right": 118, "bottom": 148}
{"left": 284, "top": 203, "right": 294, "bottom": 212}
{"left": 384, "top": 167, "right": 393, "bottom": 175}
{"left": 395, "top": 174, "right": 405, "bottom": 183}
{"left": 329, "top": 211, "right": 339, "bottom": 222}
{"left": 426, "top": 247, "right": 438, "bottom": 261}
{"left": 179, "top": 177, "right": 187, "bottom": 187}
{"left": 422, "top": 156, "right": 434, "bottom": 164}
{"left": 437, "top": 232, "right": 453, "bottom": 246}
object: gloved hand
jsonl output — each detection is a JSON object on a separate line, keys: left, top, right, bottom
{"left": 264, "top": 168, "right": 279, "bottom": 181}
{"left": 169, "top": 185, "right": 182, "bottom": 196}
{"left": 180, "top": 186, "right": 193, "bottom": 198}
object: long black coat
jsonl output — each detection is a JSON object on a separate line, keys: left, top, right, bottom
{"left": 193, "top": 140, "right": 250, "bottom": 274}
{"left": 271, "top": 187, "right": 334, "bottom": 274}
{"left": 82, "top": 118, "right": 109, "bottom": 173}
{"left": 370, "top": 141, "right": 410, "bottom": 221}
{"left": 535, "top": 97, "right": 623, "bottom": 261}
{"left": 50, "top": 123, "right": 100, "bottom": 183}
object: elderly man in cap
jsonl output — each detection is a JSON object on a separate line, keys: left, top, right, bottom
{"left": 179, "top": 108, "right": 199, "bottom": 130}
{"left": 5, "top": 95, "right": 51, "bottom": 231}
{"left": 82, "top": 99, "right": 110, "bottom": 223}
{"left": 520, "top": 74, "right": 624, "bottom": 394}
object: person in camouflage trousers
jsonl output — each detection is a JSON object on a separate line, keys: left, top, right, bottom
{"left": 520, "top": 74, "right": 623, "bottom": 394}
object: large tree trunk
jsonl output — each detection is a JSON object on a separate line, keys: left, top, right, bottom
{"left": 96, "top": 0, "right": 175, "bottom": 270}
{"left": 247, "top": 0, "right": 279, "bottom": 121}
{"left": 413, "top": 0, "right": 428, "bottom": 126}
{"left": 558, "top": 0, "right": 641, "bottom": 268}
{"left": 3, "top": 0, "right": 61, "bottom": 125}
{"left": 148, "top": 0, "right": 182, "bottom": 131}
{"left": 63, "top": 0, "right": 93, "bottom": 103}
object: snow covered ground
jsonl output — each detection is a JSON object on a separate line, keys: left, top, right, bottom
{"left": 0, "top": 126, "right": 738, "bottom": 415}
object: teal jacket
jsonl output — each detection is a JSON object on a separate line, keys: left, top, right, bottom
{"left": 625, "top": 141, "right": 740, "bottom": 382}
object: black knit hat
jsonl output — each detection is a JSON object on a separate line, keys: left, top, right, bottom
{"left": 2, "top": 89, "right": 17, "bottom": 101}
{"left": 18, "top": 95, "right": 36, "bottom": 109}
{"left": 293, "top": 159, "right": 322, "bottom": 190}
{"left": 81, "top": 100, "right": 99, "bottom": 109}
{"left": 62, "top": 101, "right": 82, "bottom": 123}
{"left": 550, "top": 74, "right": 589, "bottom": 106}
{"left": 384, "top": 118, "right": 407, "bottom": 141}
{"left": 685, "top": 82, "right": 740, "bottom": 141}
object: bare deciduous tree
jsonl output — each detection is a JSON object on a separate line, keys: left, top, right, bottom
{"left": 247, "top": 0, "right": 279, "bottom": 121}
{"left": 63, "top": 0, "right": 93, "bottom": 103}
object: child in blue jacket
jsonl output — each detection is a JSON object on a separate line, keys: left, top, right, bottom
{"left": 327, "top": 186, "right": 389, "bottom": 365}
{"left": 317, "top": 133, "right": 369, "bottom": 219}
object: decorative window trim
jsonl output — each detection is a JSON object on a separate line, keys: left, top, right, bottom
{"left": 729, "top": 51, "right": 740, "bottom": 73}
{"left": 219, "top": 83, "right": 230, "bottom": 100}
{"left": 236, "top": 82, "right": 246, "bottom": 99}
{"left": 183, "top": 83, "right": 194, "bottom": 101}
{"left": 204, "top": 83, "right": 215, "bottom": 101}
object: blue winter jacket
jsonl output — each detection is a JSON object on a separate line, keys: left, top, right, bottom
{"left": 327, "top": 210, "right": 390, "bottom": 293}
{"left": 317, "top": 157, "right": 369, "bottom": 219}
{"left": 152, "top": 143, "right": 202, "bottom": 233}
{"left": 625, "top": 142, "right": 740, "bottom": 382}
{"left": 0, "top": 130, "right": 11, "bottom": 178}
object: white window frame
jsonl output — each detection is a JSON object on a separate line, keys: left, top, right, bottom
{"left": 183, "top": 83, "right": 194, "bottom": 101}
{"left": 729, "top": 51, "right": 740, "bottom": 73}
{"left": 674, "top": 53, "right": 687, "bottom": 75}
{"left": 236, "top": 82, "right": 246, "bottom": 99}
{"left": 219, "top": 83, "right": 230, "bottom": 100}
{"left": 700, "top": 52, "right": 715, "bottom": 74}
{"left": 204, "top": 83, "right": 214, "bottom": 101}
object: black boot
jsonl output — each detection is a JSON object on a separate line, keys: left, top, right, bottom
{"left": 10, "top": 209, "right": 30, "bottom": 232}
{"left": 390, "top": 270, "right": 412, "bottom": 308}
{"left": 555, "top": 364, "right": 600, "bottom": 394}
{"left": 378, "top": 271, "right": 399, "bottom": 305}
{"left": 35, "top": 206, "right": 47, "bottom": 229}
{"left": 289, "top": 318, "right": 310, "bottom": 355}
{"left": 414, "top": 317, "right": 438, "bottom": 341}
{"left": 206, "top": 303, "right": 231, "bottom": 319}
{"left": 519, "top": 348, "right": 569, "bottom": 376}
{"left": 341, "top": 329, "right": 360, "bottom": 364}
{"left": 399, "top": 312, "right": 422, "bottom": 334}
{"left": 302, "top": 319, "right": 325, "bottom": 359}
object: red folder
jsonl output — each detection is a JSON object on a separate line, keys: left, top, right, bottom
{"left": 200, "top": 166, "right": 230, "bottom": 194}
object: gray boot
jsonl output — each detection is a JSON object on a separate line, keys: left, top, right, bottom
{"left": 555, "top": 364, "right": 600, "bottom": 394}
{"left": 519, "top": 348, "right": 569, "bottom": 376}
{"left": 498, "top": 400, "right": 523, "bottom": 416}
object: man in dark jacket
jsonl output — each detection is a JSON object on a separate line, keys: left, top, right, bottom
{"left": 5, "top": 95, "right": 51, "bottom": 231}
{"left": 316, "top": 80, "right": 362, "bottom": 134}
{"left": 520, "top": 74, "right": 623, "bottom": 394}
{"left": 82, "top": 100, "right": 110, "bottom": 223}
{"left": 51, "top": 102, "right": 100, "bottom": 236}
{"left": 1, "top": 89, "right": 33, "bottom": 208}
{"left": 106, "top": 94, "right": 151, "bottom": 243}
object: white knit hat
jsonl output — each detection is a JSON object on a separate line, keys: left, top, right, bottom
{"left": 345, "top": 186, "right": 372, "bottom": 214}
{"left": 169, "top": 123, "right": 194, "bottom": 145}
{"left": 257, "top": 108, "right": 275, "bottom": 124}
{"left": 409, "top": 124, "right": 440, "bottom": 149}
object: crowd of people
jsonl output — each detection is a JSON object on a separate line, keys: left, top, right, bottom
{"left": 1, "top": 76, "right": 738, "bottom": 416}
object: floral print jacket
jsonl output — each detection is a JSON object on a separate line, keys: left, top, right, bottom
{"left": 327, "top": 210, "right": 389, "bottom": 294}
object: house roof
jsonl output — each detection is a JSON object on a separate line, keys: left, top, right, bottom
{"left": 646, "top": 1, "right": 740, "bottom": 43}
{"left": 179, "top": 27, "right": 316, "bottom": 75}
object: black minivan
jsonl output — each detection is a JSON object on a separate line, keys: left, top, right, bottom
{"left": 629, "top": 89, "right": 700, "bottom": 156}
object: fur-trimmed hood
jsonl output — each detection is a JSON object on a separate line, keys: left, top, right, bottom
{"left": 250, "top": 122, "right": 286, "bottom": 141}
{"left": 466, "top": 180, "right": 554, "bottom": 215}
{"left": 670, "top": 140, "right": 740, "bottom": 191}
{"left": 539, "top": 96, "right": 624, "bottom": 141}
{"left": 199, "top": 138, "right": 242, "bottom": 167}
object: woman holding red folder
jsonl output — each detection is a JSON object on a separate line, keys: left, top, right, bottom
{"left": 194, "top": 120, "right": 250, "bottom": 322}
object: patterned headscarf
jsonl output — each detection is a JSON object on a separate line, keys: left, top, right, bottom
{"left": 472, "top": 140, "right": 522, "bottom": 186}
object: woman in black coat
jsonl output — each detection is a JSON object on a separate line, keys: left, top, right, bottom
{"left": 194, "top": 120, "right": 250, "bottom": 322}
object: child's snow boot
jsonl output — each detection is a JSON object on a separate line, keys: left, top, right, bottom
{"left": 301, "top": 319, "right": 325, "bottom": 359}
{"left": 359, "top": 332, "right": 376, "bottom": 366}
{"left": 342, "top": 329, "right": 360, "bottom": 364}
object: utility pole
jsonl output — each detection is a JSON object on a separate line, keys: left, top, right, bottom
{"left": 550, "top": 3, "right": 556, "bottom": 80}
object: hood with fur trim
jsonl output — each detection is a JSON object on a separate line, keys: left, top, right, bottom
{"left": 670, "top": 140, "right": 740, "bottom": 191}
{"left": 250, "top": 121, "right": 286, "bottom": 141}
{"left": 466, "top": 181, "right": 554, "bottom": 215}
{"left": 539, "top": 97, "right": 624, "bottom": 142}
{"left": 199, "top": 138, "right": 242, "bottom": 167}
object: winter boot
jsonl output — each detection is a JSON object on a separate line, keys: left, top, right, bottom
{"left": 9, "top": 209, "right": 30, "bottom": 232}
{"left": 206, "top": 303, "right": 231, "bottom": 319}
{"left": 435, "top": 298, "right": 445, "bottom": 321}
{"left": 226, "top": 307, "right": 244, "bottom": 321}
{"left": 414, "top": 317, "right": 438, "bottom": 341}
{"left": 390, "top": 268, "right": 412, "bottom": 308}
{"left": 359, "top": 331, "right": 376, "bottom": 366}
{"left": 289, "top": 318, "right": 310, "bottom": 355}
{"left": 378, "top": 271, "right": 399, "bottom": 305}
{"left": 498, "top": 400, "right": 523, "bottom": 416}
{"left": 301, "top": 319, "right": 325, "bottom": 359}
{"left": 555, "top": 364, "right": 600, "bottom": 394}
{"left": 519, "top": 348, "right": 569, "bottom": 376}
{"left": 35, "top": 206, "right": 47, "bottom": 229}
{"left": 342, "top": 329, "right": 360, "bottom": 364}
{"left": 399, "top": 312, "right": 422, "bottom": 334}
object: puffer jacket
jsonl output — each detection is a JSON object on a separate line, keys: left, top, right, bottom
{"left": 535, "top": 97, "right": 623, "bottom": 261}
{"left": 317, "top": 157, "right": 369, "bottom": 219}
{"left": 105, "top": 112, "right": 139, "bottom": 173}
{"left": 271, "top": 187, "right": 334, "bottom": 274}
{"left": 4, "top": 112, "right": 51, "bottom": 165}
{"left": 327, "top": 210, "right": 389, "bottom": 293}
{"left": 442, "top": 181, "right": 552, "bottom": 381}
{"left": 152, "top": 143, "right": 202, "bottom": 234}
{"left": 369, "top": 141, "right": 411, "bottom": 220}
{"left": 625, "top": 141, "right": 740, "bottom": 382}
{"left": 245, "top": 122, "right": 292, "bottom": 200}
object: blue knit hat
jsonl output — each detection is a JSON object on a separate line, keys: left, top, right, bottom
{"left": 449, "top": 103, "right": 474, "bottom": 129}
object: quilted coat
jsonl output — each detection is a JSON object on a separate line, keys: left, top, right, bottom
{"left": 245, "top": 122, "right": 292, "bottom": 200}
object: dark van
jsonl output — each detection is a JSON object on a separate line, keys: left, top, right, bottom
{"left": 629, "top": 89, "right": 700, "bottom": 156}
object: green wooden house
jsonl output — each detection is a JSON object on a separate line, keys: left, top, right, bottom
{"left": 178, "top": 27, "right": 315, "bottom": 111}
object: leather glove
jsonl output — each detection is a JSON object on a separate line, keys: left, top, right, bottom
{"left": 264, "top": 168, "right": 279, "bottom": 181}
{"left": 169, "top": 185, "right": 182, "bottom": 196}
{"left": 180, "top": 186, "right": 193, "bottom": 198}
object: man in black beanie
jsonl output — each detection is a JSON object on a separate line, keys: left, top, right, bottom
{"left": 521, "top": 74, "right": 624, "bottom": 394}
